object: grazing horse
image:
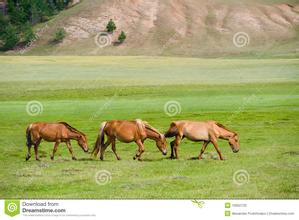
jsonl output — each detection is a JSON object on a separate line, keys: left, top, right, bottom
{"left": 26, "top": 122, "right": 89, "bottom": 161}
{"left": 92, "top": 119, "right": 167, "bottom": 161}
{"left": 164, "top": 120, "right": 240, "bottom": 160}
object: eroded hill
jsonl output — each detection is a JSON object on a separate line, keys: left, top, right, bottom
{"left": 12, "top": 0, "right": 299, "bottom": 57}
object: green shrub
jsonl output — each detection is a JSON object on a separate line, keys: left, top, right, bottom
{"left": 106, "top": 19, "right": 116, "bottom": 33}
{"left": 0, "top": 24, "right": 19, "bottom": 50}
{"left": 22, "top": 24, "right": 36, "bottom": 44}
{"left": 118, "top": 31, "right": 126, "bottom": 43}
{"left": 53, "top": 28, "right": 66, "bottom": 43}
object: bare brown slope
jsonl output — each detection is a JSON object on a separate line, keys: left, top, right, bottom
{"left": 20, "top": 0, "right": 299, "bottom": 56}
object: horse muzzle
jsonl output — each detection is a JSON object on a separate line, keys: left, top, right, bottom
{"left": 162, "top": 150, "right": 167, "bottom": 156}
{"left": 233, "top": 149, "right": 239, "bottom": 153}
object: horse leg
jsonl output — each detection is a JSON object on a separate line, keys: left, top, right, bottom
{"left": 98, "top": 139, "right": 111, "bottom": 161}
{"left": 34, "top": 145, "right": 39, "bottom": 161}
{"left": 198, "top": 141, "right": 210, "bottom": 160}
{"left": 133, "top": 140, "right": 145, "bottom": 161}
{"left": 66, "top": 141, "right": 76, "bottom": 160}
{"left": 51, "top": 141, "right": 60, "bottom": 160}
{"left": 170, "top": 141, "right": 175, "bottom": 159}
{"left": 173, "top": 135, "right": 182, "bottom": 159}
{"left": 210, "top": 138, "right": 224, "bottom": 160}
{"left": 34, "top": 139, "right": 42, "bottom": 161}
{"left": 111, "top": 139, "right": 121, "bottom": 160}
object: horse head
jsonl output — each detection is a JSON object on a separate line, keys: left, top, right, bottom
{"left": 77, "top": 134, "right": 89, "bottom": 152}
{"left": 228, "top": 134, "right": 240, "bottom": 153}
{"left": 156, "top": 133, "right": 167, "bottom": 155}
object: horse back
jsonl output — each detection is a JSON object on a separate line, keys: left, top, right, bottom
{"left": 166, "top": 120, "right": 212, "bottom": 141}
{"left": 29, "top": 122, "right": 69, "bottom": 141}
{"left": 104, "top": 120, "right": 141, "bottom": 142}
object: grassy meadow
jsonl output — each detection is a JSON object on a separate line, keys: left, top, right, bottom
{"left": 0, "top": 56, "right": 298, "bottom": 199}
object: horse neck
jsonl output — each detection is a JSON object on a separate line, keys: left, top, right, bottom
{"left": 68, "top": 130, "right": 81, "bottom": 140}
{"left": 145, "top": 128, "right": 160, "bottom": 141}
{"left": 219, "top": 128, "right": 235, "bottom": 140}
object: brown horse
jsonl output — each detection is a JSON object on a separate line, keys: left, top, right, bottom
{"left": 26, "top": 122, "right": 89, "bottom": 161}
{"left": 164, "top": 120, "right": 240, "bottom": 160}
{"left": 92, "top": 119, "right": 167, "bottom": 161}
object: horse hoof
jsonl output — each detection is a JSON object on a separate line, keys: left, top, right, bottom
{"left": 50, "top": 156, "right": 54, "bottom": 160}
{"left": 25, "top": 156, "right": 31, "bottom": 161}
{"left": 133, "top": 156, "right": 136, "bottom": 160}
{"left": 117, "top": 157, "right": 121, "bottom": 160}
{"left": 36, "top": 158, "right": 41, "bottom": 161}
{"left": 100, "top": 157, "right": 104, "bottom": 161}
{"left": 72, "top": 157, "right": 77, "bottom": 160}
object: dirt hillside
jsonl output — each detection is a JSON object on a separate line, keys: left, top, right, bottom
{"left": 19, "top": 0, "right": 299, "bottom": 57}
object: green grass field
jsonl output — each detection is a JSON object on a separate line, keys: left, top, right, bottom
{"left": 0, "top": 56, "right": 298, "bottom": 199}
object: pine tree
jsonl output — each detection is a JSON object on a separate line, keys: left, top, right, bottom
{"left": 118, "top": 31, "right": 126, "bottom": 43}
{"left": 106, "top": 19, "right": 116, "bottom": 33}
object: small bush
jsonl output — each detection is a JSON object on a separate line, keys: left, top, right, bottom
{"left": 106, "top": 19, "right": 116, "bottom": 33}
{"left": 22, "top": 25, "right": 36, "bottom": 44}
{"left": 41, "top": 16, "right": 50, "bottom": 22}
{"left": 118, "top": 31, "right": 126, "bottom": 43}
{"left": 53, "top": 28, "right": 66, "bottom": 43}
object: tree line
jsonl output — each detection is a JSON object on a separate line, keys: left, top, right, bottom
{"left": 0, "top": 0, "right": 71, "bottom": 51}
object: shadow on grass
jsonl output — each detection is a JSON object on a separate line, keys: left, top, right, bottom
{"left": 188, "top": 156, "right": 200, "bottom": 160}
{"left": 77, "top": 158, "right": 95, "bottom": 161}
{"left": 137, "top": 157, "right": 166, "bottom": 162}
{"left": 187, "top": 156, "right": 219, "bottom": 160}
{"left": 282, "top": 151, "right": 299, "bottom": 156}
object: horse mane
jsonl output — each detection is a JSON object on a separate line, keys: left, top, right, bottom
{"left": 59, "top": 122, "right": 85, "bottom": 136}
{"left": 143, "top": 121, "right": 163, "bottom": 136}
{"left": 215, "top": 122, "right": 237, "bottom": 135}
{"left": 134, "top": 119, "right": 162, "bottom": 136}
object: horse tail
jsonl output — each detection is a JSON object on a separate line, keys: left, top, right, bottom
{"left": 26, "top": 124, "right": 33, "bottom": 147}
{"left": 92, "top": 121, "right": 107, "bottom": 157}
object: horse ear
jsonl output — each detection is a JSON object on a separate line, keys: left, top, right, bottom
{"left": 170, "top": 122, "right": 176, "bottom": 127}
